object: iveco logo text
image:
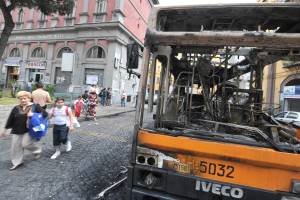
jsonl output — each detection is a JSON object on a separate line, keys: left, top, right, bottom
{"left": 195, "top": 180, "right": 244, "bottom": 199}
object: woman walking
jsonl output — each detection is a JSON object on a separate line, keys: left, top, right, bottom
{"left": 0, "top": 91, "right": 42, "bottom": 170}
{"left": 49, "top": 98, "right": 74, "bottom": 159}
{"left": 88, "top": 91, "right": 98, "bottom": 121}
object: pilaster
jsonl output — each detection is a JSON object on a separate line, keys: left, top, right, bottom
{"left": 46, "top": 43, "right": 55, "bottom": 84}
{"left": 104, "top": 41, "right": 117, "bottom": 88}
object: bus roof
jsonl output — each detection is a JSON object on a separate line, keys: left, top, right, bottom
{"left": 145, "top": 3, "right": 300, "bottom": 48}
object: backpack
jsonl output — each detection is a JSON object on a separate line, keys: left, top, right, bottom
{"left": 28, "top": 104, "right": 48, "bottom": 141}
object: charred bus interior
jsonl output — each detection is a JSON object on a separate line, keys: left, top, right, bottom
{"left": 143, "top": 4, "right": 300, "bottom": 153}
{"left": 148, "top": 45, "right": 300, "bottom": 153}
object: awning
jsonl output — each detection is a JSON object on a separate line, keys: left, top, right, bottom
{"left": 4, "top": 58, "right": 21, "bottom": 67}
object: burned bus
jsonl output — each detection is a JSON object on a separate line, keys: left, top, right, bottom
{"left": 127, "top": 4, "right": 300, "bottom": 200}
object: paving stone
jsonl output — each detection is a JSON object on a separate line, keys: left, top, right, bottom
{"left": 0, "top": 111, "right": 143, "bottom": 200}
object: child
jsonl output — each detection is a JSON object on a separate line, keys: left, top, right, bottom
{"left": 74, "top": 96, "right": 84, "bottom": 118}
{"left": 49, "top": 97, "right": 74, "bottom": 160}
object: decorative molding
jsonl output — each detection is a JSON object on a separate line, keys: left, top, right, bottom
{"left": 79, "top": 12, "right": 89, "bottom": 16}
{"left": 93, "top": 12, "right": 107, "bottom": 16}
{"left": 38, "top": 20, "right": 47, "bottom": 23}
{"left": 64, "top": 16, "right": 76, "bottom": 20}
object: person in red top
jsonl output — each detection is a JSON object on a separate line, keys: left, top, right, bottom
{"left": 74, "top": 96, "right": 84, "bottom": 118}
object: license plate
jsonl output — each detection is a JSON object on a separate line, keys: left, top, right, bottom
{"left": 196, "top": 160, "right": 235, "bottom": 179}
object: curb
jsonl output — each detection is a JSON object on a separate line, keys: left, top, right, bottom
{"left": 77, "top": 109, "right": 136, "bottom": 122}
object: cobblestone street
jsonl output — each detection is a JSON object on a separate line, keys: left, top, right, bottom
{"left": 0, "top": 111, "right": 137, "bottom": 200}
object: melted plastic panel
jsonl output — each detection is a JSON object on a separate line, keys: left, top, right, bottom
{"left": 157, "top": 5, "right": 300, "bottom": 33}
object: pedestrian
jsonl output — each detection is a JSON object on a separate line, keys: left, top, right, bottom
{"left": 27, "top": 78, "right": 34, "bottom": 92}
{"left": 31, "top": 82, "right": 52, "bottom": 109}
{"left": 74, "top": 96, "right": 84, "bottom": 118}
{"left": 88, "top": 91, "right": 98, "bottom": 121}
{"left": 0, "top": 91, "right": 42, "bottom": 170}
{"left": 82, "top": 90, "right": 89, "bottom": 101}
{"left": 121, "top": 91, "right": 126, "bottom": 107}
{"left": 49, "top": 97, "right": 74, "bottom": 160}
{"left": 100, "top": 88, "right": 107, "bottom": 106}
{"left": 95, "top": 85, "right": 100, "bottom": 96}
{"left": 89, "top": 84, "right": 97, "bottom": 94}
{"left": 106, "top": 88, "right": 112, "bottom": 106}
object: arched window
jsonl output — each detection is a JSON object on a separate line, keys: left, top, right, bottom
{"left": 18, "top": 9, "right": 24, "bottom": 23}
{"left": 31, "top": 47, "right": 45, "bottom": 58}
{"left": 86, "top": 46, "right": 105, "bottom": 59}
{"left": 57, "top": 47, "right": 73, "bottom": 58}
{"left": 9, "top": 48, "right": 21, "bottom": 57}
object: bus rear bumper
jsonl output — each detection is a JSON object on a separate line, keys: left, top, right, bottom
{"left": 127, "top": 165, "right": 300, "bottom": 200}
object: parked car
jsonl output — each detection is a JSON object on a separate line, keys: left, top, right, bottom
{"left": 274, "top": 111, "right": 300, "bottom": 123}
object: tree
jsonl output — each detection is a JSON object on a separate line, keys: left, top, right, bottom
{"left": 0, "top": 0, "right": 74, "bottom": 59}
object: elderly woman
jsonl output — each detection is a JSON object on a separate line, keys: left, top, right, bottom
{"left": 0, "top": 91, "right": 42, "bottom": 170}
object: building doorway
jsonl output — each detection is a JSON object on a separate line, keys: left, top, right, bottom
{"left": 54, "top": 67, "right": 72, "bottom": 92}
{"left": 29, "top": 69, "right": 44, "bottom": 83}
{"left": 5, "top": 66, "right": 20, "bottom": 87}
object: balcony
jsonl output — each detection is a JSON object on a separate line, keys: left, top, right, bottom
{"left": 38, "top": 20, "right": 47, "bottom": 29}
{"left": 65, "top": 16, "right": 75, "bottom": 26}
{"left": 93, "top": 12, "right": 107, "bottom": 23}
{"left": 15, "top": 22, "right": 24, "bottom": 30}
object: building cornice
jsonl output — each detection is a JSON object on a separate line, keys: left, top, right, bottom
{"left": 6, "top": 21, "right": 144, "bottom": 47}
{"left": 9, "top": 22, "right": 123, "bottom": 35}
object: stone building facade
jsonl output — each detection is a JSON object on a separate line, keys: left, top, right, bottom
{"left": 263, "top": 61, "right": 300, "bottom": 113}
{"left": 0, "top": 0, "right": 158, "bottom": 105}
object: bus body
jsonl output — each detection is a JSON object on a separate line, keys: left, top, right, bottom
{"left": 127, "top": 4, "right": 300, "bottom": 200}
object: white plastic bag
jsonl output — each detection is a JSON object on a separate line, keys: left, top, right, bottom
{"left": 73, "top": 117, "right": 80, "bottom": 128}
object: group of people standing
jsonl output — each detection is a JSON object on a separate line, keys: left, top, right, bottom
{"left": 0, "top": 83, "right": 74, "bottom": 170}
{"left": 99, "top": 87, "right": 112, "bottom": 106}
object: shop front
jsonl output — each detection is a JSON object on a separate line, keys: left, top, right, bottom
{"left": 25, "top": 61, "right": 46, "bottom": 83}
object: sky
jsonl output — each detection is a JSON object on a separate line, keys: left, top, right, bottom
{"left": 158, "top": 0, "right": 257, "bottom": 5}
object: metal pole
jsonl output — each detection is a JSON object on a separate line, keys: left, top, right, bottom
{"left": 188, "top": 66, "right": 195, "bottom": 122}
{"left": 135, "top": 47, "right": 150, "bottom": 127}
{"left": 148, "top": 54, "right": 156, "bottom": 113}
{"left": 221, "top": 47, "right": 229, "bottom": 121}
